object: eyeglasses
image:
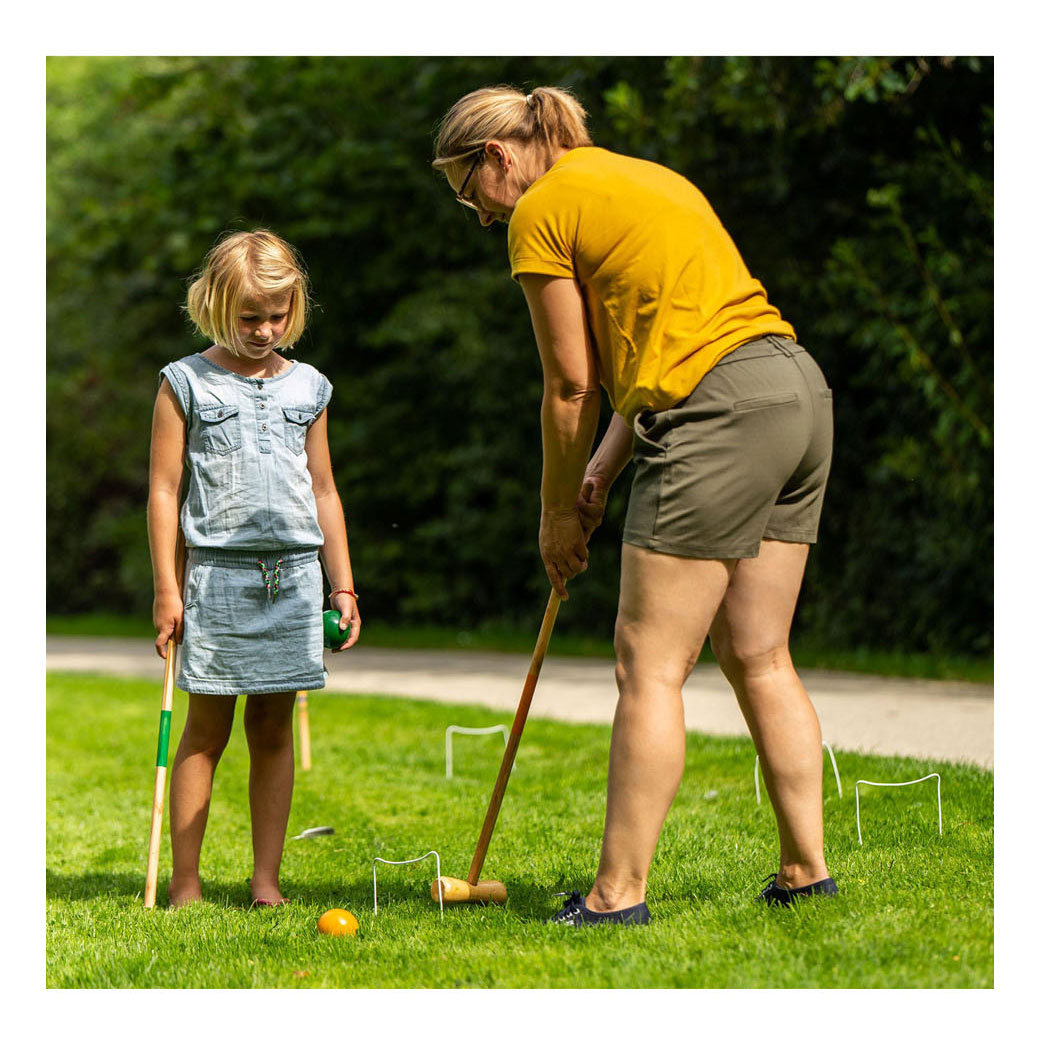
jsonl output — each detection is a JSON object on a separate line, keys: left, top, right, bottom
{"left": 455, "top": 151, "right": 484, "bottom": 210}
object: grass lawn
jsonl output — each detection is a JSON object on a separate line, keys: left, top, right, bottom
{"left": 46, "top": 672, "right": 993, "bottom": 989}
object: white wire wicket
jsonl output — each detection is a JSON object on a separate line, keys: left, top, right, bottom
{"left": 855, "top": 773, "right": 942, "bottom": 845}
{"left": 445, "top": 724, "right": 509, "bottom": 780}
{"left": 372, "top": 851, "right": 444, "bottom": 918}
{"left": 755, "top": 741, "right": 843, "bottom": 804}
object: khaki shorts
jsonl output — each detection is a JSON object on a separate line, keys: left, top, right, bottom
{"left": 623, "top": 336, "right": 833, "bottom": 559}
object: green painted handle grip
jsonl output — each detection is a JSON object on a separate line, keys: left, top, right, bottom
{"left": 155, "top": 710, "right": 172, "bottom": 767}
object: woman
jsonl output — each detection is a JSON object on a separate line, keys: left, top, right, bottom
{"left": 433, "top": 85, "right": 837, "bottom": 926}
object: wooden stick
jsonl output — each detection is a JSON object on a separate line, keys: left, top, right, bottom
{"left": 144, "top": 529, "right": 185, "bottom": 909}
{"left": 144, "top": 639, "right": 177, "bottom": 908}
{"left": 297, "top": 691, "right": 312, "bottom": 771}
{"left": 466, "top": 589, "right": 562, "bottom": 886}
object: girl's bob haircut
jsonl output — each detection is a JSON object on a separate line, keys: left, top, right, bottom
{"left": 185, "top": 229, "right": 310, "bottom": 355}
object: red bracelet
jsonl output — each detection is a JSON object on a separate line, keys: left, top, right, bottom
{"left": 330, "top": 588, "right": 358, "bottom": 601}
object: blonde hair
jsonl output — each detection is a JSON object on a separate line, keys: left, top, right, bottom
{"left": 432, "top": 85, "right": 593, "bottom": 171}
{"left": 185, "top": 229, "right": 310, "bottom": 354}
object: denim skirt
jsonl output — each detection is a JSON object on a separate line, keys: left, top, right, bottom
{"left": 178, "top": 547, "right": 326, "bottom": 695}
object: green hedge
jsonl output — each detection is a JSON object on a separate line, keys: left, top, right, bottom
{"left": 46, "top": 56, "right": 992, "bottom": 654}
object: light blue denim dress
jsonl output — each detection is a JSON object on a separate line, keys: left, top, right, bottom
{"left": 160, "top": 353, "right": 333, "bottom": 695}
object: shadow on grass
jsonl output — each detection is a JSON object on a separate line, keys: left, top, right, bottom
{"left": 45, "top": 867, "right": 595, "bottom": 921}
{"left": 46, "top": 868, "right": 377, "bottom": 912}
{"left": 44, "top": 868, "right": 849, "bottom": 925}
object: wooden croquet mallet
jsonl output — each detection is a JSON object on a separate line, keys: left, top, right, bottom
{"left": 144, "top": 531, "right": 185, "bottom": 909}
{"left": 144, "top": 639, "right": 177, "bottom": 908}
{"left": 432, "top": 588, "right": 562, "bottom": 905}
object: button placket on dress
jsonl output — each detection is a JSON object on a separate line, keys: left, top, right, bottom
{"left": 254, "top": 378, "right": 272, "bottom": 454}
{"left": 162, "top": 354, "right": 330, "bottom": 551}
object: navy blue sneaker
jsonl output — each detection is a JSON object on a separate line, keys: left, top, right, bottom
{"left": 548, "top": 891, "right": 651, "bottom": 927}
{"left": 756, "top": 873, "right": 839, "bottom": 906}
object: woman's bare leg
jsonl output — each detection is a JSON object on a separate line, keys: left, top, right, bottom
{"left": 586, "top": 545, "right": 733, "bottom": 912}
{"left": 709, "top": 539, "right": 829, "bottom": 888}
{"left": 243, "top": 691, "right": 297, "bottom": 905}
{"left": 167, "top": 694, "right": 237, "bottom": 907}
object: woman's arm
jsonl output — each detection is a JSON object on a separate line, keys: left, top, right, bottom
{"left": 147, "top": 379, "right": 186, "bottom": 658}
{"left": 577, "top": 410, "right": 634, "bottom": 540}
{"left": 306, "top": 409, "right": 360, "bottom": 650}
{"left": 518, "top": 273, "right": 601, "bottom": 599}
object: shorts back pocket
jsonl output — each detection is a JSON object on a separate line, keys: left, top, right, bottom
{"left": 732, "top": 392, "right": 799, "bottom": 413}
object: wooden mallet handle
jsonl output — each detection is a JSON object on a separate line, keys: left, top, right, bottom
{"left": 144, "top": 639, "right": 177, "bottom": 908}
{"left": 466, "top": 588, "right": 562, "bottom": 886}
{"left": 144, "top": 530, "right": 185, "bottom": 909}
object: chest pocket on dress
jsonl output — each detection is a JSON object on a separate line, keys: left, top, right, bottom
{"left": 197, "top": 404, "right": 242, "bottom": 455}
{"left": 282, "top": 407, "right": 314, "bottom": 455}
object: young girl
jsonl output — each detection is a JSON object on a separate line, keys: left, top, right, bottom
{"left": 148, "top": 228, "right": 359, "bottom": 909}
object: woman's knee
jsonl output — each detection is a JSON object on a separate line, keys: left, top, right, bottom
{"left": 710, "top": 625, "right": 791, "bottom": 684}
{"left": 614, "top": 615, "right": 701, "bottom": 695}
{"left": 614, "top": 546, "right": 730, "bottom": 695}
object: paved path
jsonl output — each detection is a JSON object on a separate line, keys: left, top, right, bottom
{"left": 46, "top": 637, "right": 993, "bottom": 768}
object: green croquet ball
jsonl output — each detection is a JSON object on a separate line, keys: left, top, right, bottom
{"left": 323, "top": 609, "right": 350, "bottom": 648}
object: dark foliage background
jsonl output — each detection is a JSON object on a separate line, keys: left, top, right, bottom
{"left": 46, "top": 56, "right": 993, "bottom": 654}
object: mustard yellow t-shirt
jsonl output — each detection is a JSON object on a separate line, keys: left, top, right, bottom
{"left": 508, "top": 147, "right": 795, "bottom": 424}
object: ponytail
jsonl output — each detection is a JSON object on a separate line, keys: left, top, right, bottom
{"left": 432, "top": 85, "right": 593, "bottom": 169}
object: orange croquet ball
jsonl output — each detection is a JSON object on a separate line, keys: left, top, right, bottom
{"left": 317, "top": 908, "right": 359, "bottom": 936}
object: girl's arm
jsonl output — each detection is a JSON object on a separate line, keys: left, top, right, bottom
{"left": 148, "top": 379, "right": 187, "bottom": 658}
{"left": 306, "top": 409, "right": 360, "bottom": 650}
{"left": 518, "top": 273, "right": 601, "bottom": 600}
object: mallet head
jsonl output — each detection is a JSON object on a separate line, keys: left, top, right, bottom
{"left": 432, "top": 876, "right": 508, "bottom": 904}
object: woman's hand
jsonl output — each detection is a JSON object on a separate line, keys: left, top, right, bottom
{"left": 328, "top": 591, "right": 361, "bottom": 651}
{"left": 577, "top": 475, "right": 609, "bottom": 541}
{"left": 577, "top": 414, "right": 632, "bottom": 542}
{"left": 539, "top": 507, "right": 589, "bottom": 599}
{"left": 153, "top": 591, "right": 184, "bottom": 658}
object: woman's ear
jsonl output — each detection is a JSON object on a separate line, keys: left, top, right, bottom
{"left": 485, "top": 140, "right": 510, "bottom": 171}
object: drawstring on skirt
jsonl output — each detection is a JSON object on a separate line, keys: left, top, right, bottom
{"left": 257, "top": 557, "right": 283, "bottom": 601}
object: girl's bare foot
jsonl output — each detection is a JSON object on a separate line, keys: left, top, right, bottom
{"left": 167, "top": 879, "right": 203, "bottom": 908}
{"left": 249, "top": 876, "right": 288, "bottom": 907}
